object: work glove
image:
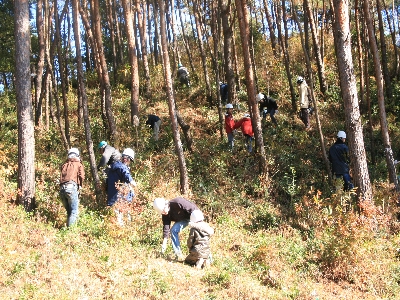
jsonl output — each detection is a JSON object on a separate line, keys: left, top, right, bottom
{"left": 161, "top": 238, "right": 168, "bottom": 253}
{"left": 130, "top": 180, "right": 137, "bottom": 187}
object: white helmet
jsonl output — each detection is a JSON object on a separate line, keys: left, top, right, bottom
{"left": 190, "top": 210, "right": 204, "bottom": 223}
{"left": 153, "top": 198, "right": 166, "bottom": 214}
{"left": 122, "top": 148, "right": 135, "bottom": 161}
{"left": 256, "top": 93, "right": 265, "bottom": 102}
{"left": 68, "top": 148, "right": 80, "bottom": 157}
{"left": 226, "top": 103, "right": 233, "bottom": 109}
{"left": 297, "top": 76, "right": 304, "bottom": 83}
{"left": 337, "top": 131, "right": 346, "bottom": 139}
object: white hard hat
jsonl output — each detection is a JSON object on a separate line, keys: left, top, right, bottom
{"left": 337, "top": 131, "right": 346, "bottom": 139}
{"left": 226, "top": 103, "right": 233, "bottom": 109}
{"left": 122, "top": 148, "right": 135, "bottom": 161}
{"left": 190, "top": 210, "right": 204, "bottom": 223}
{"left": 153, "top": 198, "right": 166, "bottom": 214}
{"left": 297, "top": 76, "right": 304, "bottom": 83}
{"left": 68, "top": 148, "right": 80, "bottom": 157}
{"left": 256, "top": 93, "right": 265, "bottom": 102}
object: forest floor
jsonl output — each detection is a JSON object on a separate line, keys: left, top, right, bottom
{"left": 1, "top": 84, "right": 400, "bottom": 299}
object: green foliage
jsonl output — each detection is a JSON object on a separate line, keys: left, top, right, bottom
{"left": 201, "top": 270, "right": 231, "bottom": 288}
{"left": 248, "top": 203, "right": 281, "bottom": 231}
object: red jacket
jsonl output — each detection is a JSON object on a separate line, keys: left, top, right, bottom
{"left": 225, "top": 113, "right": 235, "bottom": 134}
{"left": 233, "top": 116, "right": 254, "bottom": 137}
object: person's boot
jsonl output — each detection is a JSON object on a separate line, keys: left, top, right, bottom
{"left": 175, "top": 252, "right": 185, "bottom": 262}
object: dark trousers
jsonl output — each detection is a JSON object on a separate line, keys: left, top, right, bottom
{"left": 300, "top": 108, "right": 309, "bottom": 128}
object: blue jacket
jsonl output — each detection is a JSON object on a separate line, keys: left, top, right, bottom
{"left": 329, "top": 139, "right": 350, "bottom": 175}
{"left": 106, "top": 161, "right": 134, "bottom": 206}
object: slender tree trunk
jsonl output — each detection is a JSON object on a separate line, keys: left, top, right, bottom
{"left": 305, "top": 0, "right": 327, "bottom": 96}
{"left": 221, "top": 0, "right": 238, "bottom": 107}
{"left": 72, "top": 0, "right": 102, "bottom": 203}
{"left": 355, "top": 0, "right": 365, "bottom": 114}
{"left": 193, "top": 0, "right": 212, "bottom": 105}
{"left": 383, "top": 1, "right": 400, "bottom": 79}
{"left": 92, "top": 0, "right": 118, "bottom": 142}
{"left": 137, "top": 0, "right": 151, "bottom": 96}
{"left": 276, "top": 1, "right": 296, "bottom": 110}
{"left": 122, "top": 0, "right": 140, "bottom": 122}
{"left": 15, "top": 0, "right": 36, "bottom": 211}
{"left": 54, "top": 0, "right": 70, "bottom": 146}
{"left": 35, "top": 0, "right": 45, "bottom": 126}
{"left": 376, "top": 0, "right": 392, "bottom": 102}
{"left": 364, "top": 0, "right": 398, "bottom": 190}
{"left": 292, "top": 4, "right": 332, "bottom": 184}
{"left": 262, "top": 0, "right": 277, "bottom": 56}
{"left": 214, "top": 0, "right": 224, "bottom": 139}
{"left": 332, "top": 0, "right": 372, "bottom": 200}
{"left": 235, "top": 0, "right": 267, "bottom": 174}
{"left": 158, "top": 0, "right": 189, "bottom": 194}
{"left": 106, "top": 0, "right": 118, "bottom": 84}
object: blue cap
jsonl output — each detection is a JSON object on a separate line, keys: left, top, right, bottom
{"left": 98, "top": 141, "right": 107, "bottom": 149}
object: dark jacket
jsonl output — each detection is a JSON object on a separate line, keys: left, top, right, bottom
{"left": 185, "top": 221, "right": 214, "bottom": 265}
{"left": 220, "top": 83, "right": 228, "bottom": 101}
{"left": 60, "top": 157, "right": 85, "bottom": 187}
{"left": 259, "top": 96, "right": 278, "bottom": 111}
{"left": 162, "top": 197, "right": 198, "bottom": 238}
{"left": 329, "top": 139, "right": 350, "bottom": 175}
{"left": 97, "top": 145, "right": 121, "bottom": 170}
{"left": 106, "top": 160, "right": 134, "bottom": 206}
{"left": 146, "top": 114, "right": 160, "bottom": 129}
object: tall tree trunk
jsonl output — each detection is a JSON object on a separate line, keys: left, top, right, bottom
{"left": 221, "top": 0, "right": 237, "bottom": 107}
{"left": 355, "top": 0, "right": 365, "bottom": 114}
{"left": 276, "top": 1, "right": 296, "bottom": 110}
{"left": 193, "top": 0, "right": 212, "bottom": 105}
{"left": 137, "top": 0, "right": 151, "bottom": 96}
{"left": 305, "top": 0, "right": 327, "bottom": 96}
{"left": 15, "top": 0, "right": 36, "bottom": 211}
{"left": 376, "top": 0, "right": 393, "bottom": 102}
{"left": 292, "top": 4, "right": 331, "bottom": 184}
{"left": 158, "top": 0, "right": 189, "bottom": 194}
{"left": 35, "top": 0, "right": 46, "bottom": 126}
{"left": 72, "top": 0, "right": 102, "bottom": 203}
{"left": 262, "top": 0, "right": 277, "bottom": 56}
{"left": 92, "top": 0, "right": 118, "bottom": 142}
{"left": 383, "top": 1, "right": 400, "bottom": 79}
{"left": 122, "top": 0, "right": 140, "bottom": 122}
{"left": 54, "top": 0, "right": 71, "bottom": 146}
{"left": 332, "top": 0, "right": 372, "bottom": 200}
{"left": 235, "top": 0, "right": 267, "bottom": 174}
{"left": 106, "top": 0, "right": 118, "bottom": 84}
{"left": 364, "top": 0, "right": 398, "bottom": 190}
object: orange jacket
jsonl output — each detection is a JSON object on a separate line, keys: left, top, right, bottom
{"left": 225, "top": 113, "right": 235, "bottom": 134}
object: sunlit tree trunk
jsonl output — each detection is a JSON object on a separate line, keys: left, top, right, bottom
{"left": 106, "top": 0, "right": 118, "bottom": 84}
{"left": 355, "top": 0, "right": 365, "bottom": 114}
{"left": 235, "top": 0, "right": 267, "bottom": 174}
{"left": 383, "top": 1, "right": 400, "bottom": 79}
{"left": 158, "top": 0, "right": 189, "bottom": 194}
{"left": 35, "top": 0, "right": 45, "bottom": 126}
{"left": 221, "top": 0, "right": 237, "bottom": 106}
{"left": 137, "top": 0, "right": 151, "bottom": 96}
{"left": 193, "top": 0, "right": 212, "bottom": 105}
{"left": 214, "top": 0, "right": 224, "bottom": 139}
{"left": 364, "top": 0, "right": 398, "bottom": 190}
{"left": 92, "top": 0, "right": 118, "bottom": 142}
{"left": 54, "top": 0, "right": 70, "bottom": 146}
{"left": 122, "top": 0, "right": 140, "bottom": 122}
{"left": 332, "top": 0, "right": 372, "bottom": 200}
{"left": 262, "top": 0, "right": 277, "bottom": 56}
{"left": 72, "top": 0, "right": 102, "bottom": 203}
{"left": 15, "top": 0, "right": 36, "bottom": 211}
{"left": 305, "top": 0, "right": 327, "bottom": 96}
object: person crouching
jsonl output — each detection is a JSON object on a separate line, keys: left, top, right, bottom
{"left": 185, "top": 210, "right": 214, "bottom": 269}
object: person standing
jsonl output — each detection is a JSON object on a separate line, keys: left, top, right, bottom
{"left": 225, "top": 103, "right": 236, "bottom": 151}
{"left": 59, "top": 148, "right": 85, "bottom": 227}
{"left": 177, "top": 63, "right": 190, "bottom": 87}
{"left": 153, "top": 197, "right": 199, "bottom": 261}
{"left": 329, "top": 131, "right": 354, "bottom": 191}
{"left": 297, "top": 76, "right": 311, "bottom": 130}
{"left": 146, "top": 114, "right": 162, "bottom": 141}
{"left": 97, "top": 141, "right": 121, "bottom": 171}
{"left": 233, "top": 113, "right": 254, "bottom": 153}
{"left": 219, "top": 82, "right": 229, "bottom": 104}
